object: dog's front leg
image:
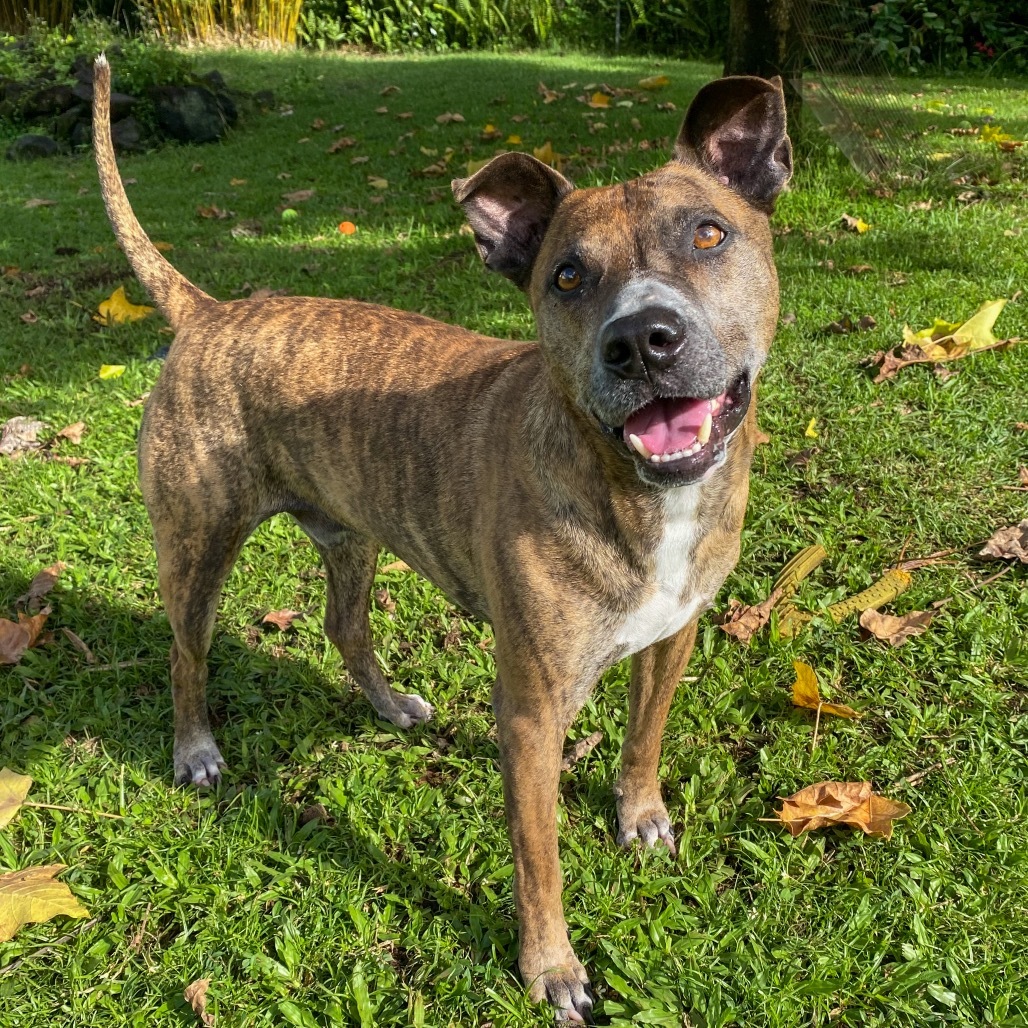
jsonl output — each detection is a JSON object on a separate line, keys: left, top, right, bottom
{"left": 614, "top": 620, "right": 699, "bottom": 855}
{"left": 493, "top": 673, "right": 593, "bottom": 1023}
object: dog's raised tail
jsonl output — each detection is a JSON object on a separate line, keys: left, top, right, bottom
{"left": 92, "top": 54, "right": 211, "bottom": 329}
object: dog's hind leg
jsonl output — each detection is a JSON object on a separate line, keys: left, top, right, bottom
{"left": 302, "top": 522, "right": 434, "bottom": 729}
{"left": 153, "top": 511, "right": 255, "bottom": 787}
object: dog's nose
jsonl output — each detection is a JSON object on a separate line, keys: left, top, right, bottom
{"left": 600, "top": 307, "right": 687, "bottom": 380}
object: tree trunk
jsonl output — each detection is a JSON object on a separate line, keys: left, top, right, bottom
{"left": 725, "top": 0, "right": 806, "bottom": 134}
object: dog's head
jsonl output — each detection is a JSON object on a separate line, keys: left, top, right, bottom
{"left": 452, "top": 75, "right": 791, "bottom": 487}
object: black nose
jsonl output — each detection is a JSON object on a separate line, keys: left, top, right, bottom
{"left": 600, "top": 306, "right": 687, "bottom": 380}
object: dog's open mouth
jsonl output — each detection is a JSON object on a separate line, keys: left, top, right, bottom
{"left": 618, "top": 374, "right": 750, "bottom": 482}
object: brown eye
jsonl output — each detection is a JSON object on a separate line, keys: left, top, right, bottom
{"left": 693, "top": 223, "right": 725, "bottom": 250}
{"left": 555, "top": 264, "right": 582, "bottom": 291}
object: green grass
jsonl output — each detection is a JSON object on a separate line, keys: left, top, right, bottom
{"left": 2, "top": 48, "right": 1027, "bottom": 1027}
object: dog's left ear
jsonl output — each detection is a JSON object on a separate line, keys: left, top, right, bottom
{"left": 675, "top": 75, "right": 792, "bottom": 213}
{"left": 452, "top": 152, "right": 573, "bottom": 289}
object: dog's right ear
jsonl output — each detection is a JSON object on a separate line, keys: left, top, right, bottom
{"left": 452, "top": 153, "right": 573, "bottom": 289}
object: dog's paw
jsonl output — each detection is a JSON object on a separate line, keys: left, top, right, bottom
{"left": 615, "top": 793, "right": 676, "bottom": 856}
{"left": 526, "top": 961, "right": 593, "bottom": 1023}
{"left": 373, "top": 689, "right": 434, "bottom": 729}
{"left": 174, "top": 738, "right": 226, "bottom": 788}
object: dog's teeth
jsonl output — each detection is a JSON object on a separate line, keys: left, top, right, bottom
{"left": 710, "top": 398, "right": 721, "bottom": 413}
{"left": 697, "top": 413, "right": 713, "bottom": 445}
{"left": 628, "top": 433, "right": 653, "bottom": 460}
{"left": 649, "top": 453, "right": 662, "bottom": 464}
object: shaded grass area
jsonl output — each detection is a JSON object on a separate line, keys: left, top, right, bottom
{"left": 1, "top": 49, "right": 1027, "bottom": 1027}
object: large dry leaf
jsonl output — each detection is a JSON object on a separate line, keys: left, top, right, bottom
{"left": 0, "top": 865, "right": 89, "bottom": 942}
{"left": 0, "top": 608, "right": 50, "bottom": 665}
{"left": 56, "top": 422, "right": 85, "bottom": 444}
{"left": 93, "top": 286, "right": 155, "bottom": 326}
{"left": 774, "top": 781, "right": 911, "bottom": 839}
{"left": 17, "top": 561, "right": 67, "bottom": 610}
{"left": 869, "top": 299, "right": 1017, "bottom": 381}
{"left": 859, "top": 608, "right": 934, "bottom": 647}
{"left": 980, "top": 520, "right": 1028, "bottom": 563}
{"left": 719, "top": 587, "right": 782, "bottom": 644}
{"left": 0, "top": 768, "right": 33, "bottom": 829}
{"left": 184, "top": 977, "right": 214, "bottom": 1026}
{"left": 261, "top": 609, "right": 303, "bottom": 631}
{"left": 791, "top": 661, "right": 860, "bottom": 718}
{"left": 0, "top": 416, "right": 45, "bottom": 458}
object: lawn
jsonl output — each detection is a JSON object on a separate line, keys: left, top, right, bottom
{"left": 1, "top": 47, "right": 1027, "bottom": 1027}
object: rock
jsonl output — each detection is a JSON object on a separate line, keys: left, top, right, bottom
{"left": 152, "top": 84, "right": 235, "bottom": 144}
{"left": 6, "top": 134, "right": 62, "bottom": 160}
{"left": 70, "top": 120, "right": 92, "bottom": 148}
{"left": 22, "top": 82, "right": 77, "bottom": 118}
{"left": 52, "top": 103, "right": 88, "bottom": 140}
{"left": 111, "top": 116, "right": 143, "bottom": 152}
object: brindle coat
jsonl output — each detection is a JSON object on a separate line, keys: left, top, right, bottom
{"left": 92, "top": 55, "right": 790, "bottom": 1022}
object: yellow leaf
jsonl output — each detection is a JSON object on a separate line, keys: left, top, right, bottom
{"left": 98, "top": 364, "right": 126, "bottom": 380}
{"left": 153, "top": 241, "right": 174, "bottom": 253}
{"left": 952, "top": 298, "right": 1007, "bottom": 351}
{"left": 0, "top": 865, "right": 89, "bottom": 942}
{"left": 638, "top": 75, "right": 670, "bottom": 90}
{"left": 0, "top": 769, "right": 32, "bottom": 829}
{"left": 587, "top": 91, "right": 611, "bottom": 108}
{"left": 93, "top": 286, "right": 154, "bottom": 326}
{"left": 773, "top": 782, "right": 910, "bottom": 838}
{"left": 804, "top": 418, "right": 818, "bottom": 438}
{"left": 367, "top": 176, "right": 388, "bottom": 190}
{"left": 532, "top": 141, "right": 560, "bottom": 168}
{"left": 791, "top": 661, "right": 860, "bottom": 719}
{"left": 505, "top": 134, "right": 522, "bottom": 145}
{"left": 981, "top": 124, "right": 1013, "bottom": 144}
{"left": 841, "top": 213, "right": 870, "bottom": 233}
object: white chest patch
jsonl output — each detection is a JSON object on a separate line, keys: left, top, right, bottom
{"left": 614, "top": 487, "right": 706, "bottom": 658}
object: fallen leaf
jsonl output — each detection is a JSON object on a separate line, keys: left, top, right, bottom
{"left": 375, "top": 588, "right": 396, "bottom": 614}
{"left": 791, "top": 661, "right": 861, "bottom": 718}
{"left": 374, "top": 105, "right": 388, "bottom": 114}
{"left": 261, "top": 609, "right": 303, "bottom": 631}
{"left": 846, "top": 264, "right": 874, "bottom": 275}
{"left": 465, "top": 157, "right": 491, "bottom": 176}
{"left": 98, "top": 364, "right": 126, "bottom": 379}
{"left": 0, "top": 416, "right": 45, "bottom": 457}
{"left": 638, "top": 75, "right": 670, "bottom": 90}
{"left": 979, "top": 520, "right": 1028, "bottom": 563}
{"left": 0, "top": 865, "right": 89, "bottom": 942}
{"left": 327, "top": 136, "right": 356, "bottom": 153}
{"left": 229, "top": 177, "right": 247, "bottom": 186}
{"left": 804, "top": 418, "right": 818, "bottom": 438}
{"left": 310, "top": 117, "right": 325, "bottom": 130}
{"left": 656, "top": 101, "right": 677, "bottom": 112}
{"left": 350, "top": 155, "right": 369, "bottom": 165}
{"left": 587, "top": 91, "right": 611, "bottom": 109}
{"left": 505, "top": 134, "right": 522, "bottom": 145}
{"left": 281, "top": 188, "right": 315, "bottom": 204}
{"left": 561, "top": 730, "right": 604, "bottom": 770}
{"left": 719, "top": 587, "right": 783, "bottom": 645}
{"left": 435, "top": 112, "right": 465, "bottom": 124}
{"left": 56, "top": 422, "right": 85, "bottom": 444}
{"left": 511, "top": 114, "right": 528, "bottom": 123}
{"left": 0, "top": 608, "right": 50, "bottom": 665}
{"left": 532, "top": 141, "right": 560, "bottom": 168}
{"left": 841, "top": 213, "right": 870, "bottom": 233}
{"left": 379, "top": 560, "right": 410, "bottom": 574}
{"left": 367, "top": 176, "right": 389, "bottom": 190}
{"left": 1019, "top": 467, "right": 1028, "bottom": 486}
{"left": 380, "top": 84, "right": 400, "bottom": 96}
{"left": 183, "top": 977, "right": 214, "bottom": 1026}
{"left": 773, "top": 781, "right": 911, "bottom": 838}
{"left": 94, "top": 286, "right": 154, "bottom": 326}
{"left": 480, "top": 123, "right": 504, "bottom": 141}
{"left": 153, "top": 241, "right": 175, "bottom": 252}
{"left": 195, "top": 204, "right": 232, "bottom": 220}
{"left": 230, "top": 220, "right": 263, "bottom": 239}
{"left": 338, "top": 221, "right": 357, "bottom": 235}
{"left": 61, "top": 627, "right": 95, "bottom": 663}
{"left": 16, "top": 562, "right": 67, "bottom": 610}
{"left": 0, "top": 769, "right": 32, "bottom": 828}
{"left": 537, "top": 82, "right": 563, "bottom": 104}
{"left": 20, "top": 310, "right": 38, "bottom": 324}
{"left": 859, "top": 608, "right": 934, "bottom": 647}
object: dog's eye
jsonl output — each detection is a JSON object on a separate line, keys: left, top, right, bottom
{"left": 693, "top": 223, "right": 725, "bottom": 250}
{"left": 554, "top": 264, "right": 582, "bottom": 292}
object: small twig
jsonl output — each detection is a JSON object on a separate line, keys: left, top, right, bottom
{"left": 83, "top": 658, "right": 156, "bottom": 672}
{"left": 999, "top": 485, "right": 1028, "bottom": 492}
{"left": 561, "top": 730, "right": 603, "bottom": 770}
{"left": 811, "top": 703, "right": 822, "bottom": 751}
{"left": 24, "top": 801, "right": 123, "bottom": 820}
{"left": 0, "top": 918, "right": 99, "bottom": 975}
{"left": 897, "top": 757, "right": 958, "bottom": 789}
{"left": 969, "top": 564, "right": 1015, "bottom": 593}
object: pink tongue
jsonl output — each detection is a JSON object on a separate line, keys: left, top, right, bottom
{"left": 624, "top": 397, "right": 710, "bottom": 455}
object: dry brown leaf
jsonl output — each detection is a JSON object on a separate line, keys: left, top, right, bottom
{"left": 561, "top": 730, "right": 603, "bottom": 770}
{"left": 380, "top": 84, "right": 400, "bottom": 96}
{"left": 1, "top": 416, "right": 45, "bottom": 458}
{"left": 196, "top": 204, "right": 232, "bottom": 220}
{"left": 537, "top": 82, "right": 563, "bottom": 103}
{"left": 979, "top": 520, "right": 1028, "bottom": 563}
{"left": 840, "top": 213, "right": 870, "bottom": 233}
{"left": 0, "top": 865, "right": 89, "bottom": 943}
{"left": 183, "top": 977, "right": 214, "bottom": 1026}
{"left": 24, "top": 198, "right": 57, "bottom": 209}
{"left": 859, "top": 608, "right": 934, "bottom": 647}
{"left": 281, "top": 188, "right": 315, "bottom": 204}
{"left": 719, "top": 586, "right": 782, "bottom": 644}
{"left": 435, "top": 112, "right": 465, "bottom": 124}
{"left": 374, "top": 588, "right": 396, "bottom": 615}
{"left": 327, "top": 136, "right": 356, "bottom": 153}
{"left": 61, "top": 627, "right": 95, "bottom": 663}
{"left": 56, "top": 422, "right": 85, "bottom": 444}
{"left": 1018, "top": 467, "right": 1028, "bottom": 486}
{"left": 379, "top": 560, "right": 410, "bottom": 574}
{"left": 0, "top": 608, "right": 50, "bottom": 665}
{"left": 261, "top": 609, "right": 303, "bottom": 631}
{"left": 0, "top": 768, "right": 33, "bottom": 829}
{"left": 773, "top": 781, "right": 911, "bottom": 838}
{"left": 791, "top": 660, "right": 860, "bottom": 718}
{"left": 16, "top": 562, "right": 67, "bottom": 610}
